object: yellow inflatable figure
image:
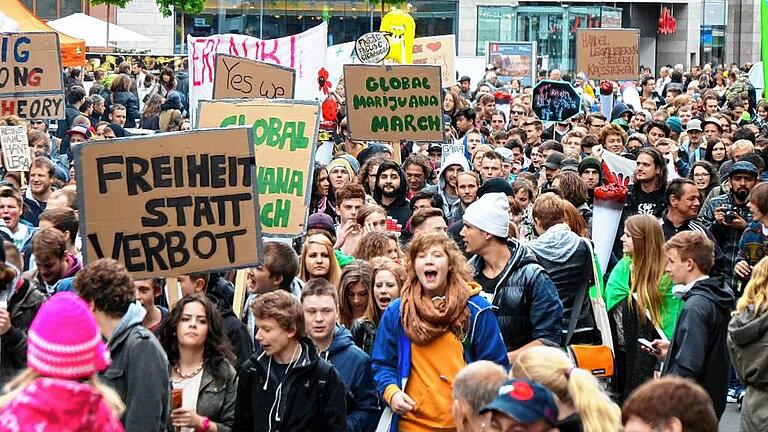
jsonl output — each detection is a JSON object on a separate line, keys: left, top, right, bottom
{"left": 380, "top": 9, "right": 415, "bottom": 64}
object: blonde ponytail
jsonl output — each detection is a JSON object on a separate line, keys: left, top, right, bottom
{"left": 567, "top": 368, "right": 622, "bottom": 432}
{"left": 512, "top": 347, "right": 622, "bottom": 432}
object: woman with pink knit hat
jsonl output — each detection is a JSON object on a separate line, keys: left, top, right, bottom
{"left": 0, "top": 292, "right": 124, "bottom": 431}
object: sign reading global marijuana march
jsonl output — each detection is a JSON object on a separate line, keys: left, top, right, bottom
{"left": 344, "top": 64, "right": 443, "bottom": 142}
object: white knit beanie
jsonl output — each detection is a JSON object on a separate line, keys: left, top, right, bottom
{"left": 463, "top": 192, "right": 509, "bottom": 238}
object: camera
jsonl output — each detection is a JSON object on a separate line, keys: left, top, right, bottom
{"left": 721, "top": 204, "right": 737, "bottom": 224}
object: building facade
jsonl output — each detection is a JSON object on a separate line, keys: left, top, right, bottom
{"left": 17, "top": 0, "right": 753, "bottom": 73}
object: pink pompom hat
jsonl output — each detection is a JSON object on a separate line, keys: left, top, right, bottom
{"left": 26, "top": 292, "right": 111, "bottom": 379}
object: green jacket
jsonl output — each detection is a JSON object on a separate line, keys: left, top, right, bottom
{"left": 604, "top": 256, "right": 683, "bottom": 339}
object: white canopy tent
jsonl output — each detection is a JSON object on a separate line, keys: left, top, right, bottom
{"left": 48, "top": 13, "right": 153, "bottom": 47}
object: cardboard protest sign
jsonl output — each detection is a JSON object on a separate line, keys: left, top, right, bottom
{"left": 344, "top": 64, "right": 443, "bottom": 142}
{"left": 0, "top": 33, "right": 65, "bottom": 120}
{"left": 187, "top": 23, "right": 327, "bottom": 120}
{"left": 532, "top": 80, "right": 582, "bottom": 123}
{"left": 196, "top": 99, "right": 320, "bottom": 238}
{"left": 355, "top": 32, "right": 390, "bottom": 64}
{"left": 0, "top": 125, "right": 30, "bottom": 171}
{"left": 486, "top": 42, "right": 536, "bottom": 87}
{"left": 213, "top": 54, "right": 295, "bottom": 100}
{"left": 74, "top": 128, "right": 263, "bottom": 279}
{"left": 576, "top": 29, "right": 639, "bottom": 81}
{"left": 412, "top": 35, "right": 455, "bottom": 88}
{"left": 441, "top": 139, "right": 465, "bottom": 166}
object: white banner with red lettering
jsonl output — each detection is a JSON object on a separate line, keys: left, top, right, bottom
{"left": 187, "top": 22, "right": 328, "bottom": 119}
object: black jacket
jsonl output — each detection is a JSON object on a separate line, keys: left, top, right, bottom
{"left": 467, "top": 240, "right": 563, "bottom": 351}
{"left": 659, "top": 213, "right": 727, "bottom": 279}
{"left": 372, "top": 164, "right": 411, "bottom": 228}
{"left": 0, "top": 279, "right": 44, "bottom": 385}
{"left": 662, "top": 276, "right": 734, "bottom": 419}
{"left": 233, "top": 338, "right": 346, "bottom": 432}
{"left": 207, "top": 290, "right": 253, "bottom": 369}
{"left": 528, "top": 230, "right": 598, "bottom": 345}
{"left": 111, "top": 91, "right": 141, "bottom": 128}
{"left": 613, "top": 184, "right": 667, "bottom": 258}
{"left": 101, "top": 302, "right": 170, "bottom": 432}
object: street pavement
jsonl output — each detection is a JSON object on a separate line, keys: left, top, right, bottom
{"left": 720, "top": 403, "right": 739, "bottom": 432}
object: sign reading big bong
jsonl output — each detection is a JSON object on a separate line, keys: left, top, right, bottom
{"left": 0, "top": 33, "right": 65, "bottom": 120}
{"left": 75, "top": 128, "right": 263, "bottom": 279}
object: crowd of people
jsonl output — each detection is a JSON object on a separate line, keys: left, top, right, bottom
{"left": 0, "top": 56, "right": 766, "bottom": 431}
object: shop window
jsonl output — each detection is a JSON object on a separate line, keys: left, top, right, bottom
{"left": 477, "top": 6, "right": 515, "bottom": 56}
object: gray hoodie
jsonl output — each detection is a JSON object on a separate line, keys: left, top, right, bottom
{"left": 728, "top": 306, "right": 768, "bottom": 431}
{"left": 101, "top": 301, "right": 170, "bottom": 432}
{"left": 423, "top": 152, "right": 470, "bottom": 225}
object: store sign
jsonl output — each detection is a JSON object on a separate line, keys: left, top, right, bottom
{"left": 486, "top": 41, "right": 536, "bottom": 87}
{"left": 343, "top": 64, "right": 443, "bottom": 142}
{"left": 575, "top": 29, "right": 639, "bottom": 81}
{"left": 658, "top": 7, "right": 677, "bottom": 35}
{"left": 532, "top": 80, "right": 582, "bottom": 123}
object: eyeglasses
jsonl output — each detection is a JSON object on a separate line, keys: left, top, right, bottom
{"left": 693, "top": 173, "right": 711, "bottom": 178}
{"left": 512, "top": 110, "right": 526, "bottom": 115}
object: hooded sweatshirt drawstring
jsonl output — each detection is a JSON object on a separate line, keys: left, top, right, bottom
{"left": 266, "top": 343, "right": 302, "bottom": 432}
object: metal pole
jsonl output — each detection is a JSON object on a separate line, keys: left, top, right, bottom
{"left": 260, "top": 0, "right": 264, "bottom": 39}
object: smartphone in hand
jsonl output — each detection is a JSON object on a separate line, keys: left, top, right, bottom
{"left": 638, "top": 338, "right": 660, "bottom": 354}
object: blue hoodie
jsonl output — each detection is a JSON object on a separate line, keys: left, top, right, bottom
{"left": 371, "top": 293, "right": 509, "bottom": 432}
{"left": 325, "top": 325, "right": 381, "bottom": 432}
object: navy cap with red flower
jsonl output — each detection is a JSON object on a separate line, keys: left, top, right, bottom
{"left": 480, "top": 379, "right": 559, "bottom": 426}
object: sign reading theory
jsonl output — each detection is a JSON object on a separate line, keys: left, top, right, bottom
{"left": 344, "top": 64, "right": 443, "bottom": 142}
{"left": 575, "top": 29, "right": 639, "bottom": 81}
{"left": 196, "top": 99, "right": 320, "bottom": 238}
{"left": 213, "top": 54, "right": 295, "bottom": 100}
{"left": 0, "top": 33, "right": 65, "bottom": 120}
{"left": 75, "top": 128, "right": 263, "bottom": 279}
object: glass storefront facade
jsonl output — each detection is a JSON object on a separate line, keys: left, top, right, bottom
{"left": 701, "top": 0, "right": 726, "bottom": 66}
{"left": 179, "top": 0, "right": 458, "bottom": 52}
{"left": 477, "top": 4, "right": 622, "bottom": 72}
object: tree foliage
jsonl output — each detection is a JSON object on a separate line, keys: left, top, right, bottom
{"left": 89, "top": 0, "right": 133, "bottom": 7}
{"left": 367, "top": 0, "right": 406, "bottom": 5}
{"left": 155, "top": 0, "right": 205, "bottom": 18}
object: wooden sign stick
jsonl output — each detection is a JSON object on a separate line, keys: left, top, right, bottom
{"left": 233, "top": 269, "right": 248, "bottom": 319}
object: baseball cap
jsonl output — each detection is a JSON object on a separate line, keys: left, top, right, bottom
{"left": 561, "top": 157, "right": 580, "bottom": 173}
{"left": 481, "top": 379, "right": 559, "bottom": 427}
{"left": 729, "top": 161, "right": 758, "bottom": 178}
{"left": 543, "top": 152, "right": 565, "bottom": 170}
{"left": 459, "top": 76, "right": 471, "bottom": 83}
{"left": 686, "top": 119, "right": 703, "bottom": 132}
{"left": 66, "top": 125, "right": 91, "bottom": 139}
